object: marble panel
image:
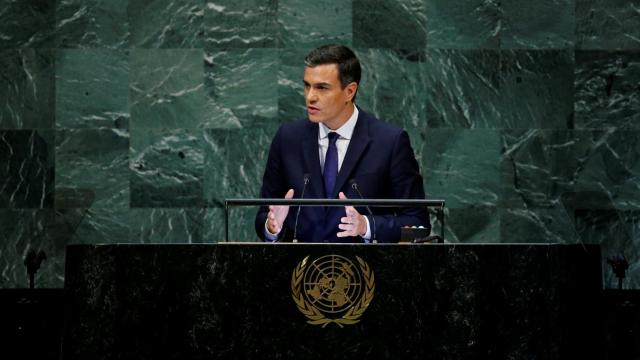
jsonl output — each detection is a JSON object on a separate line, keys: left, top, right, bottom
{"left": 277, "top": 47, "right": 312, "bottom": 123}
{"left": 55, "top": 0, "right": 129, "bottom": 48}
{"left": 62, "top": 206, "right": 131, "bottom": 245}
{"left": 501, "top": 129, "right": 640, "bottom": 210}
{"left": 0, "top": 49, "right": 55, "bottom": 129}
{"left": 277, "top": 0, "right": 352, "bottom": 48}
{"left": 501, "top": 129, "right": 586, "bottom": 208}
{"left": 203, "top": 127, "right": 277, "bottom": 207}
{"left": 204, "top": 48, "right": 278, "bottom": 128}
{"left": 55, "top": 49, "right": 129, "bottom": 129}
{"left": 443, "top": 206, "right": 500, "bottom": 243}
{"left": 576, "top": 0, "right": 640, "bottom": 50}
{"left": 356, "top": 48, "right": 426, "bottom": 133}
{"left": 0, "top": 0, "right": 55, "bottom": 48}
{"left": 422, "top": 129, "right": 501, "bottom": 209}
{"left": 501, "top": 0, "right": 574, "bottom": 49}
{"left": 130, "top": 49, "right": 215, "bottom": 129}
{"left": 499, "top": 207, "right": 581, "bottom": 244}
{"left": 353, "top": 0, "right": 426, "bottom": 49}
{"left": 572, "top": 130, "right": 640, "bottom": 210}
{"left": 575, "top": 50, "right": 640, "bottom": 129}
{"left": 0, "top": 209, "right": 62, "bottom": 288}
{"left": 204, "top": 207, "right": 261, "bottom": 242}
{"left": 128, "top": 0, "right": 203, "bottom": 48}
{"left": 425, "top": 49, "right": 501, "bottom": 128}
{"left": 425, "top": 0, "right": 500, "bottom": 49}
{"left": 498, "top": 50, "right": 574, "bottom": 129}
{"left": 204, "top": 0, "right": 278, "bottom": 48}
{"left": 130, "top": 208, "right": 205, "bottom": 243}
{"left": 0, "top": 130, "right": 54, "bottom": 208}
{"left": 55, "top": 129, "right": 129, "bottom": 208}
{"left": 130, "top": 128, "right": 203, "bottom": 207}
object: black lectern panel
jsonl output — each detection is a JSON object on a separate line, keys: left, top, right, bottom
{"left": 62, "top": 244, "right": 602, "bottom": 359}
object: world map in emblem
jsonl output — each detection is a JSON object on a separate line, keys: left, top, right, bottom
{"left": 303, "top": 255, "right": 363, "bottom": 314}
{"left": 291, "top": 254, "right": 375, "bottom": 327}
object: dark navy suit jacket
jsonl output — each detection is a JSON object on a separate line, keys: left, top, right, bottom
{"left": 254, "top": 108, "right": 428, "bottom": 243}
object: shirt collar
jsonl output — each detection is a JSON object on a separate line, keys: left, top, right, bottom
{"left": 319, "top": 105, "right": 359, "bottom": 140}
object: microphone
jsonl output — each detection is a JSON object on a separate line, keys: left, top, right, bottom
{"left": 349, "top": 179, "right": 377, "bottom": 244}
{"left": 292, "top": 173, "right": 310, "bottom": 243}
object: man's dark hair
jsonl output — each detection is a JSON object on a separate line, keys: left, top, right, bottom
{"left": 304, "top": 44, "right": 361, "bottom": 101}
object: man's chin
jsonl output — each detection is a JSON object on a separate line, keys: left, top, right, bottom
{"left": 307, "top": 113, "right": 322, "bottom": 123}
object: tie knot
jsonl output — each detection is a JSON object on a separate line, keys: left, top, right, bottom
{"left": 327, "top": 132, "right": 339, "bottom": 144}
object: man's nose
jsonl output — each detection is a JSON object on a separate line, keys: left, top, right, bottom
{"left": 306, "top": 89, "right": 318, "bottom": 103}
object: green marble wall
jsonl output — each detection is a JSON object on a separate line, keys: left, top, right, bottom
{"left": 1, "top": 0, "right": 639, "bottom": 289}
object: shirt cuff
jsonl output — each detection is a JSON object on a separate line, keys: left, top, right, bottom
{"left": 264, "top": 219, "right": 279, "bottom": 242}
{"left": 362, "top": 215, "right": 372, "bottom": 242}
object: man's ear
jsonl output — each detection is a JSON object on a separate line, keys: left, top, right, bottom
{"left": 345, "top": 82, "right": 358, "bottom": 102}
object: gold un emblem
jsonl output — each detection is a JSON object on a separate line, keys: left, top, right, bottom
{"left": 291, "top": 255, "right": 375, "bottom": 327}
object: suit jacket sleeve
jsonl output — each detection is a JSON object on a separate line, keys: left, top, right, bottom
{"left": 370, "top": 130, "right": 428, "bottom": 242}
{"left": 254, "top": 127, "right": 289, "bottom": 241}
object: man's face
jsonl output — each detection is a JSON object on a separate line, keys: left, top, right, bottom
{"left": 303, "top": 64, "right": 357, "bottom": 129}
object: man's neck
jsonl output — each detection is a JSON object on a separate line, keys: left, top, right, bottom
{"left": 325, "top": 103, "right": 355, "bottom": 130}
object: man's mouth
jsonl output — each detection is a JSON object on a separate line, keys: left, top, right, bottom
{"left": 307, "top": 105, "right": 320, "bottom": 114}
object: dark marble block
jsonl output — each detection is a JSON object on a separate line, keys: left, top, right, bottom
{"left": 576, "top": 0, "right": 640, "bottom": 50}
{"left": 0, "top": 0, "right": 55, "bottom": 48}
{"left": 353, "top": 0, "right": 426, "bottom": 49}
{"left": 0, "top": 130, "right": 54, "bottom": 208}
{"left": 63, "top": 244, "right": 603, "bottom": 359}
{"left": 426, "top": 0, "right": 500, "bottom": 49}
{"left": 0, "top": 49, "right": 55, "bottom": 129}
{"left": 574, "top": 50, "right": 640, "bottom": 130}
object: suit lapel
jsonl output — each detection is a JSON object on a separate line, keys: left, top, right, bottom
{"left": 301, "top": 122, "right": 324, "bottom": 198}
{"left": 331, "top": 112, "right": 370, "bottom": 198}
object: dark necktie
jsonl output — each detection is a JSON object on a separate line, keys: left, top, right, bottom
{"left": 323, "top": 132, "right": 339, "bottom": 197}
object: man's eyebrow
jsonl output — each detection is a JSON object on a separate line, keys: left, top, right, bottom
{"left": 302, "top": 80, "right": 331, "bottom": 87}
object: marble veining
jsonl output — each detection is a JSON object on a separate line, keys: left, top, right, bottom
{"left": 0, "top": 0, "right": 639, "bottom": 290}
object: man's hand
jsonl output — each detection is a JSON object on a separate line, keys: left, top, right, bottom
{"left": 266, "top": 189, "right": 294, "bottom": 235}
{"left": 337, "top": 192, "right": 366, "bottom": 237}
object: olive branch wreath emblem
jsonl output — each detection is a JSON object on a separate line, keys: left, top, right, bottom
{"left": 291, "top": 255, "right": 375, "bottom": 327}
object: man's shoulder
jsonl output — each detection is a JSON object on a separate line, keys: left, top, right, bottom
{"left": 358, "top": 109, "right": 404, "bottom": 137}
{"left": 281, "top": 117, "right": 311, "bottom": 130}
{"left": 275, "top": 117, "right": 313, "bottom": 139}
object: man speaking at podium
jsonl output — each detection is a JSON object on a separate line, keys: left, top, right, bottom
{"left": 255, "top": 44, "right": 428, "bottom": 243}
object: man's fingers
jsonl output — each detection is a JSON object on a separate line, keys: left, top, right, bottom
{"left": 285, "top": 188, "right": 294, "bottom": 199}
{"left": 339, "top": 193, "right": 352, "bottom": 215}
{"left": 338, "top": 223, "right": 352, "bottom": 231}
